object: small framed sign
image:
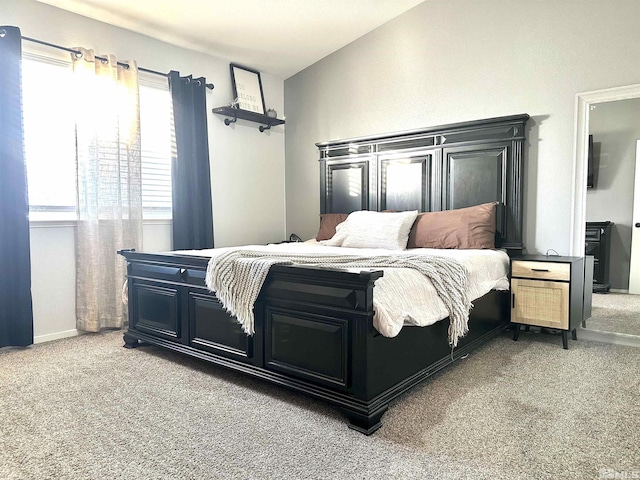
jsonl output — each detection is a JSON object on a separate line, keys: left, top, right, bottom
{"left": 230, "top": 63, "right": 266, "bottom": 115}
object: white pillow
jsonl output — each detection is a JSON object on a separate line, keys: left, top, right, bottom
{"left": 321, "top": 210, "right": 418, "bottom": 250}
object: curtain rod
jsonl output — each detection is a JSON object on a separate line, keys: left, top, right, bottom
{"left": 21, "top": 35, "right": 214, "bottom": 90}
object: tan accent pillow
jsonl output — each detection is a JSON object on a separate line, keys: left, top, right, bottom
{"left": 407, "top": 202, "right": 498, "bottom": 249}
{"left": 316, "top": 213, "right": 349, "bottom": 241}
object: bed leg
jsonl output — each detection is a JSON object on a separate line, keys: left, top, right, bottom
{"left": 341, "top": 404, "right": 388, "bottom": 435}
{"left": 123, "top": 332, "right": 139, "bottom": 349}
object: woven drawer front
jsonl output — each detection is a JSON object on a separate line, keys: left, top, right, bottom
{"left": 512, "top": 261, "right": 570, "bottom": 281}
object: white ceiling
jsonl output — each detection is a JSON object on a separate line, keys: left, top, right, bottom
{"left": 35, "top": 0, "right": 425, "bottom": 79}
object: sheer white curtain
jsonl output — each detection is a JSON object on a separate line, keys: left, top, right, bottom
{"left": 72, "top": 48, "right": 142, "bottom": 332}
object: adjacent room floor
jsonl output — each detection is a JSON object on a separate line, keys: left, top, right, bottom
{"left": 586, "top": 292, "right": 640, "bottom": 336}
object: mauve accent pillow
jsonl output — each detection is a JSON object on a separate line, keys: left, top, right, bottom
{"left": 321, "top": 210, "right": 419, "bottom": 250}
{"left": 316, "top": 213, "right": 349, "bottom": 241}
{"left": 407, "top": 202, "right": 498, "bottom": 249}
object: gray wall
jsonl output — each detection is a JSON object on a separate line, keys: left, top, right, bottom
{"left": 587, "top": 98, "right": 640, "bottom": 290}
{"left": 284, "top": 0, "right": 640, "bottom": 253}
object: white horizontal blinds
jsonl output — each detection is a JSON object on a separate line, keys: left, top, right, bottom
{"left": 21, "top": 54, "right": 76, "bottom": 220}
{"left": 21, "top": 54, "right": 173, "bottom": 220}
{"left": 139, "top": 75, "right": 173, "bottom": 219}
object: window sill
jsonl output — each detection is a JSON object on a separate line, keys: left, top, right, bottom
{"left": 141, "top": 218, "right": 173, "bottom": 226}
{"left": 29, "top": 218, "right": 173, "bottom": 228}
{"left": 29, "top": 219, "right": 77, "bottom": 228}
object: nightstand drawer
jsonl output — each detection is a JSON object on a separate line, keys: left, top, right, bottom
{"left": 511, "top": 260, "right": 570, "bottom": 281}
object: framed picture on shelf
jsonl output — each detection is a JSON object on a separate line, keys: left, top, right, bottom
{"left": 230, "top": 63, "right": 266, "bottom": 115}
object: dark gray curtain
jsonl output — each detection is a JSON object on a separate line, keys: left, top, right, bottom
{"left": 168, "top": 71, "right": 214, "bottom": 250}
{"left": 0, "top": 26, "right": 34, "bottom": 347}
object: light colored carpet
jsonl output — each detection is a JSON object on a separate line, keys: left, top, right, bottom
{"left": 1, "top": 331, "right": 638, "bottom": 480}
{"left": 587, "top": 292, "right": 640, "bottom": 336}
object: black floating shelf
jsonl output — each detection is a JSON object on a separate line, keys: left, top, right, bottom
{"left": 212, "top": 106, "right": 285, "bottom": 132}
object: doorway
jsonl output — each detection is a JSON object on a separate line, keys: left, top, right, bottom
{"left": 571, "top": 84, "right": 640, "bottom": 254}
{"left": 587, "top": 98, "right": 640, "bottom": 293}
{"left": 571, "top": 84, "right": 640, "bottom": 340}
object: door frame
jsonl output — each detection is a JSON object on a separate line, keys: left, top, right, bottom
{"left": 629, "top": 140, "right": 640, "bottom": 294}
{"left": 570, "top": 83, "right": 640, "bottom": 257}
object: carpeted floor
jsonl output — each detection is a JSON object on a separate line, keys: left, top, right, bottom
{"left": 587, "top": 292, "right": 640, "bottom": 336}
{"left": 1, "top": 330, "right": 638, "bottom": 480}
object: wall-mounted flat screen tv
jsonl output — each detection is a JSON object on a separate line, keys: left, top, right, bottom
{"left": 587, "top": 134, "right": 595, "bottom": 189}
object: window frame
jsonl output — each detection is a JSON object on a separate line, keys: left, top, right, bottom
{"left": 22, "top": 52, "right": 174, "bottom": 223}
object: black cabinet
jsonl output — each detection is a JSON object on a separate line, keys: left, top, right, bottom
{"left": 585, "top": 221, "right": 613, "bottom": 292}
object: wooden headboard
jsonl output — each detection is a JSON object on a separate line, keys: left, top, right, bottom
{"left": 317, "top": 114, "right": 529, "bottom": 254}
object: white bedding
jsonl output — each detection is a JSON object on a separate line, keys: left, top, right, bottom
{"left": 175, "top": 242, "right": 510, "bottom": 338}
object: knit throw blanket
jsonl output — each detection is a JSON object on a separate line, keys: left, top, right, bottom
{"left": 205, "top": 250, "right": 471, "bottom": 346}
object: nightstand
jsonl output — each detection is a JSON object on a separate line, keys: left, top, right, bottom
{"left": 511, "top": 255, "right": 593, "bottom": 349}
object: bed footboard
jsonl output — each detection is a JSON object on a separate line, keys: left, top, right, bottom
{"left": 119, "top": 250, "right": 509, "bottom": 434}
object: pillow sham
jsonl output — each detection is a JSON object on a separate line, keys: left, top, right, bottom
{"left": 316, "top": 213, "right": 349, "bottom": 241}
{"left": 407, "top": 202, "right": 498, "bottom": 249}
{"left": 321, "top": 210, "right": 418, "bottom": 250}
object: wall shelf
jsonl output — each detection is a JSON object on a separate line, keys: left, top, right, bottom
{"left": 212, "top": 106, "right": 285, "bottom": 132}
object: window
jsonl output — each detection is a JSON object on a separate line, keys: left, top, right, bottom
{"left": 21, "top": 53, "right": 173, "bottom": 221}
{"left": 139, "top": 77, "right": 173, "bottom": 219}
{"left": 22, "top": 54, "right": 76, "bottom": 220}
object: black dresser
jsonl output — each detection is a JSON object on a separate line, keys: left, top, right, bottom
{"left": 585, "top": 221, "right": 613, "bottom": 293}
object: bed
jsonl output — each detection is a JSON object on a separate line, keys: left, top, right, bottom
{"left": 119, "top": 113, "right": 529, "bottom": 434}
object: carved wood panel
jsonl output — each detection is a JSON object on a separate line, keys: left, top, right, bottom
{"left": 264, "top": 307, "right": 349, "bottom": 389}
{"left": 322, "top": 159, "right": 372, "bottom": 214}
{"left": 378, "top": 153, "right": 432, "bottom": 212}
{"left": 442, "top": 144, "right": 506, "bottom": 207}
{"left": 442, "top": 143, "right": 508, "bottom": 244}
{"left": 189, "top": 292, "right": 253, "bottom": 362}
{"left": 132, "top": 282, "right": 181, "bottom": 341}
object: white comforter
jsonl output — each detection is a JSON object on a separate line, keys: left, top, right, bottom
{"left": 176, "top": 242, "right": 510, "bottom": 338}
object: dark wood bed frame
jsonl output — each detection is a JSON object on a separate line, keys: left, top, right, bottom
{"left": 119, "top": 113, "right": 529, "bottom": 434}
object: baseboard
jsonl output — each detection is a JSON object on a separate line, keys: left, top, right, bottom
{"left": 608, "top": 288, "right": 628, "bottom": 294}
{"left": 34, "top": 329, "right": 79, "bottom": 344}
{"left": 577, "top": 327, "right": 640, "bottom": 348}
